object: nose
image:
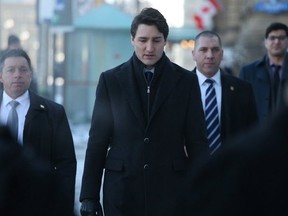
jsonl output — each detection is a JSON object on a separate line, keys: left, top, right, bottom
{"left": 206, "top": 49, "right": 214, "bottom": 58}
{"left": 146, "top": 41, "right": 154, "bottom": 52}
{"left": 13, "top": 69, "right": 22, "bottom": 77}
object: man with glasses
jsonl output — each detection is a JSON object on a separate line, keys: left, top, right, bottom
{"left": 239, "top": 22, "right": 288, "bottom": 122}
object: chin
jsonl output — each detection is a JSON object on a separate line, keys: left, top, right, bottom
{"left": 144, "top": 60, "right": 158, "bottom": 67}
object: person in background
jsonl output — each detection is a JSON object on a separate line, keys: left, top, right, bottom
{"left": 0, "top": 49, "right": 77, "bottom": 215}
{"left": 0, "top": 34, "right": 22, "bottom": 55}
{"left": 185, "top": 81, "right": 288, "bottom": 216}
{"left": 0, "top": 34, "right": 38, "bottom": 93}
{"left": 191, "top": 30, "right": 258, "bottom": 157}
{"left": 79, "top": 7, "right": 205, "bottom": 216}
{"left": 239, "top": 22, "right": 288, "bottom": 122}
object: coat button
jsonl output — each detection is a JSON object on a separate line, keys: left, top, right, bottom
{"left": 144, "top": 138, "right": 150, "bottom": 143}
{"left": 144, "top": 164, "right": 149, "bottom": 169}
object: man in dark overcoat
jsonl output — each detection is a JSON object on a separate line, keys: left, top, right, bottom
{"left": 79, "top": 7, "right": 206, "bottom": 216}
{"left": 0, "top": 49, "right": 76, "bottom": 215}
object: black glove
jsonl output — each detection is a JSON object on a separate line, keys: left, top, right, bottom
{"left": 80, "top": 199, "right": 103, "bottom": 216}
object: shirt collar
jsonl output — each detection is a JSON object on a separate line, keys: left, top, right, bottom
{"left": 144, "top": 67, "right": 155, "bottom": 73}
{"left": 196, "top": 69, "right": 221, "bottom": 86}
{"left": 3, "top": 90, "right": 29, "bottom": 107}
{"left": 268, "top": 58, "right": 283, "bottom": 68}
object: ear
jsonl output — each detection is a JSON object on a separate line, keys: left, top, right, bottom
{"left": 263, "top": 38, "right": 268, "bottom": 49}
{"left": 192, "top": 49, "right": 195, "bottom": 60}
{"left": 131, "top": 36, "right": 134, "bottom": 46}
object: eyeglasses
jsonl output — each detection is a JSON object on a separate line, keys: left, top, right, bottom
{"left": 267, "top": 35, "right": 287, "bottom": 41}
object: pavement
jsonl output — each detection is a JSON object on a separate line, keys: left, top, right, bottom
{"left": 71, "top": 123, "right": 90, "bottom": 216}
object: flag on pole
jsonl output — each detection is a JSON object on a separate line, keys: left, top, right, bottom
{"left": 192, "top": 0, "right": 220, "bottom": 30}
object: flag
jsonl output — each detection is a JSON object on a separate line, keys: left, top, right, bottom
{"left": 192, "top": 0, "right": 220, "bottom": 30}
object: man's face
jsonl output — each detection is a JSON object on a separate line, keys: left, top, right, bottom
{"left": 192, "top": 35, "right": 223, "bottom": 78}
{"left": 131, "top": 24, "right": 166, "bottom": 69}
{"left": 264, "top": 29, "right": 288, "bottom": 58}
{"left": 0, "top": 56, "right": 32, "bottom": 99}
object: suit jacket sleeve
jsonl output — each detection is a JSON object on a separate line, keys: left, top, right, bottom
{"left": 80, "top": 73, "right": 112, "bottom": 202}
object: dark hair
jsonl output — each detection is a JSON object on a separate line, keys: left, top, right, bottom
{"left": 0, "top": 49, "right": 32, "bottom": 72}
{"left": 265, "top": 22, "right": 288, "bottom": 38}
{"left": 130, "top": 7, "right": 169, "bottom": 40}
{"left": 194, "top": 30, "right": 222, "bottom": 48}
{"left": 8, "top": 34, "right": 20, "bottom": 46}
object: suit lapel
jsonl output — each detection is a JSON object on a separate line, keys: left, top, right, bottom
{"left": 149, "top": 64, "right": 182, "bottom": 123}
{"left": 25, "top": 92, "right": 47, "bottom": 125}
{"left": 220, "top": 75, "right": 235, "bottom": 137}
{"left": 115, "top": 61, "right": 146, "bottom": 129}
{"left": 277, "top": 54, "right": 288, "bottom": 108}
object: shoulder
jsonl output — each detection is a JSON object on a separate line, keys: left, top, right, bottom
{"left": 170, "top": 61, "right": 197, "bottom": 79}
{"left": 222, "top": 74, "right": 253, "bottom": 89}
{"left": 103, "top": 58, "right": 132, "bottom": 76}
{"left": 29, "top": 92, "right": 65, "bottom": 113}
{"left": 240, "top": 56, "right": 266, "bottom": 72}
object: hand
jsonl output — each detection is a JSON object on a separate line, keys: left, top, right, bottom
{"left": 80, "top": 199, "right": 103, "bottom": 216}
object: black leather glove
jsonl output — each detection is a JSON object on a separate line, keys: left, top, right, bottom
{"left": 80, "top": 199, "right": 103, "bottom": 216}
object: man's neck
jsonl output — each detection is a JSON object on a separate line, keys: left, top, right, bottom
{"left": 268, "top": 53, "right": 286, "bottom": 65}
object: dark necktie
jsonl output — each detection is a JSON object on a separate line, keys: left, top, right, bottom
{"left": 205, "top": 79, "right": 221, "bottom": 155}
{"left": 272, "top": 65, "right": 281, "bottom": 102}
{"left": 145, "top": 71, "right": 153, "bottom": 86}
{"left": 7, "top": 100, "right": 20, "bottom": 139}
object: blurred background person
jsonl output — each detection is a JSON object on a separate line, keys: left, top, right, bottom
{"left": 0, "top": 34, "right": 22, "bottom": 56}
{"left": 239, "top": 22, "right": 288, "bottom": 123}
{"left": 0, "top": 125, "right": 74, "bottom": 216}
{"left": 0, "top": 34, "right": 38, "bottom": 93}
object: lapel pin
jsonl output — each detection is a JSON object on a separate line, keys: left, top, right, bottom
{"left": 40, "top": 104, "right": 45, "bottom": 109}
{"left": 230, "top": 86, "right": 234, "bottom": 91}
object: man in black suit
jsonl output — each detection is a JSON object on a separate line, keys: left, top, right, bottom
{"left": 239, "top": 22, "right": 288, "bottom": 122}
{"left": 0, "top": 49, "right": 76, "bottom": 215}
{"left": 191, "top": 30, "right": 258, "bottom": 157}
{"left": 185, "top": 82, "right": 288, "bottom": 216}
{"left": 79, "top": 7, "right": 205, "bottom": 216}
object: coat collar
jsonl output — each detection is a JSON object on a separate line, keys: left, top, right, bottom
{"left": 0, "top": 90, "right": 48, "bottom": 125}
{"left": 115, "top": 53, "right": 184, "bottom": 128}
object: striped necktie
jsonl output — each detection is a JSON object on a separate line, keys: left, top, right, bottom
{"left": 205, "top": 79, "right": 221, "bottom": 155}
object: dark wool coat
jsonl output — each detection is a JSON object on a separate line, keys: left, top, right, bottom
{"left": 0, "top": 90, "right": 77, "bottom": 215}
{"left": 239, "top": 54, "right": 288, "bottom": 122}
{"left": 186, "top": 105, "right": 288, "bottom": 216}
{"left": 80, "top": 53, "right": 206, "bottom": 216}
{"left": 192, "top": 68, "right": 259, "bottom": 152}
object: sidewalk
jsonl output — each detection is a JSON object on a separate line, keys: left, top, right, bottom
{"left": 71, "top": 123, "right": 90, "bottom": 216}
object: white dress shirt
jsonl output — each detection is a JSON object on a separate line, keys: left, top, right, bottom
{"left": 196, "top": 70, "right": 222, "bottom": 119}
{"left": 0, "top": 91, "right": 30, "bottom": 144}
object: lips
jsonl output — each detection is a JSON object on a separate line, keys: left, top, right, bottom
{"left": 205, "top": 63, "right": 215, "bottom": 66}
{"left": 11, "top": 81, "right": 24, "bottom": 86}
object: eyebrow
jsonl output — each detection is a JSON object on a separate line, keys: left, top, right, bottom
{"left": 138, "top": 36, "right": 163, "bottom": 39}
